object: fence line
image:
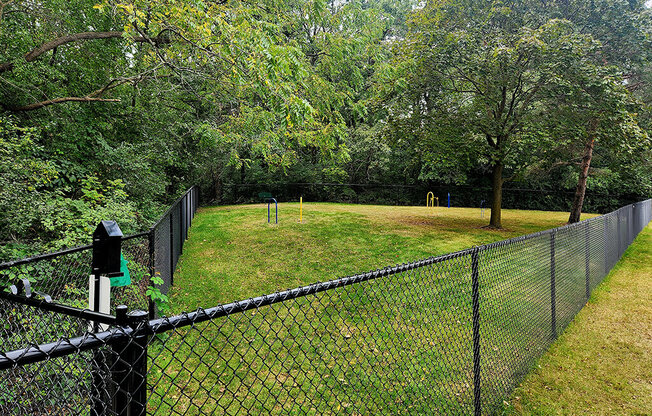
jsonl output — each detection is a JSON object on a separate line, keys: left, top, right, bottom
{"left": 149, "top": 186, "right": 199, "bottom": 301}
{"left": 218, "top": 182, "right": 643, "bottom": 213}
{"left": 0, "top": 199, "right": 650, "bottom": 415}
{"left": 0, "top": 186, "right": 199, "bottom": 326}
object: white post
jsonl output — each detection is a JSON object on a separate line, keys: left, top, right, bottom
{"left": 89, "top": 275, "right": 111, "bottom": 331}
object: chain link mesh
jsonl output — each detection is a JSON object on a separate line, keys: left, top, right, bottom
{"left": 150, "top": 186, "right": 198, "bottom": 296}
{"left": 0, "top": 198, "right": 650, "bottom": 415}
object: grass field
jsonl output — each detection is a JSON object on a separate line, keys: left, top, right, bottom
{"left": 507, "top": 224, "right": 652, "bottom": 416}
{"left": 141, "top": 203, "right": 618, "bottom": 415}
{"left": 170, "top": 203, "right": 593, "bottom": 312}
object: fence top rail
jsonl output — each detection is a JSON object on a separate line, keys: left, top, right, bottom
{"left": 0, "top": 243, "right": 92, "bottom": 271}
{"left": 0, "top": 290, "right": 117, "bottom": 325}
{"left": 0, "top": 231, "right": 150, "bottom": 271}
{"left": 0, "top": 326, "right": 133, "bottom": 370}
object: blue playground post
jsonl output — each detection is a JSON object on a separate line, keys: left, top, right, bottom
{"left": 267, "top": 198, "right": 278, "bottom": 224}
{"left": 480, "top": 200, "right": 485, "bottom": 218}
{"left": 448, "top": 193, "right": 451, "bottom": 208}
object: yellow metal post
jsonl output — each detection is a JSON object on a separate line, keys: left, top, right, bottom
{"left": 435, "top": 197, "right": 439, "bottom": 207}
{"left": 427, "top": 192, "right": 434, "bottom": 208}
{"left": 299, "top": 197, "right": 303, "bottom": 223}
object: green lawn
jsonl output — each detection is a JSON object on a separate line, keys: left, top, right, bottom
{"left": 142, "top": 203, "right": 612, "bottom": 415}
{"left": 170, "top": 203, "right": 589, "bottom": 311}
{"left": 507, "top": 223, "right": 652, "bottom": 416}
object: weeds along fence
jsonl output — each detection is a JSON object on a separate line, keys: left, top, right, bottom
{"left": 0, "top": 186, "right": 198, "bottom": 345}
{"left": 0, "top": 199, "right": 650, "bottom": 415}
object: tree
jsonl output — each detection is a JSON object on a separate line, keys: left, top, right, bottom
{"left": 533, "top": 0, "right": 652, "bottom": 221}
{"left": 541, "top": 65, "right": 648, "bottom": 223}
{"left": 390, "top": 0, "right": 621, "bottom": 227}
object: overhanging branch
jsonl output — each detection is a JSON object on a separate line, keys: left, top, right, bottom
{"left": 14, "top": 96, "right": 121, "bottom": 111}
{"left": 10, "top": 68, "right": 164, "bottom": 111}
{"left": 0, "top": 31, "right": 169, "bottom": 73}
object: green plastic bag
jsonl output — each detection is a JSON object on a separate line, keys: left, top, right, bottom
{"left": 110, "top": 253, "right": 132, "bottom": 287}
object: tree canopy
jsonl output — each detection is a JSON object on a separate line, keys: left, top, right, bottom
{"left": 0, "top": 0, "right": 650, "bottom": 255}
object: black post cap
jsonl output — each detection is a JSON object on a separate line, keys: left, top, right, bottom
{"left": 93, "top": 220, "right": 123, "bottom": 239}
{"left": 92, "top": 221, "right": 124, "bottom": 277}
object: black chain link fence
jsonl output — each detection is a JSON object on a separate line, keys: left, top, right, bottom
{"left": 217, "top": 182, "right": 642, "bottom": 214}
{"left": 0, "top": 187, "right": 198, "bottom": 375}
{"left": 0, "top": 235, "right": 153, "bottom": 312}
{"left": 151, "top": 187, "right": 199, "bottom": 298}
{"left": 0, "top": 198, "right": 650, "bottom": 415}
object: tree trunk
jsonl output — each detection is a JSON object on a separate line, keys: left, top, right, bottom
{"left": 568, "top": 137, "right": 595, "bottom": 223}
{"left": 489, "top": 161, "right": 504, "bottom": 228}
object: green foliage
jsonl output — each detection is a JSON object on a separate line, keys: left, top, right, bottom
{"left": 38, "top": 176, "right": 139, "bottom": 250}
{"left": 0, "top": 0, "right": 649, "bottom": 246}
{"left": 372, "top": 0, "right": 651, "bottom": 225}
{"left": 0, "top": 115, "right": 57, "bottom": 248}
{"left": 0, "top": 113, "right": 142, "bottom": 254}
{"left": 147, "top": 274, "right": 170, "bottom": 316}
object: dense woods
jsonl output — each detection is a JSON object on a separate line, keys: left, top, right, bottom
{"left": 1, "top": 0, "right": 651, "bottom": 255}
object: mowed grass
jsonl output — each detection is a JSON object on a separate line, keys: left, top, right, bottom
{"left": 145, "top": 203, "right": 620, "bottom": 415}
{"left": 507, "top": 223, "right": 652, "bottom": 416}
{"left": 171, "top": 203, "right": 589, "bottom": 311}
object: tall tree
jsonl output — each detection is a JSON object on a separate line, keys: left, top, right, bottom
{"left": 389, "top": 1, "right": 621, "bottom": 227}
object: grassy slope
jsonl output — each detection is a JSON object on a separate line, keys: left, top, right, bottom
{"left": 149, "top": 203, "right": 599, "bottom": 414}
{"left": 152, "top": 204, "right": 652, "bottom": 415}
{"left": 172, "top": 203, "right": 586, "bottom": 310}
{"left": 508, "top": 224, "right": 652, "bottom": 416}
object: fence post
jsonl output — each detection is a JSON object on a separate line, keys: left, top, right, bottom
{"left": 169, "top": 206, "right": 174, "bottom": 287}
{"left": 113, "top": 308, "right": 149, "bottom": 416}
{"left": 630, "top": 204, "right": 635, "bottom": 244}
{"left": 180, "top": 197, "right": 185, "bottom": 255}
{"left": 617, "top": 210, "right": 622, "bottom": 258}
{"left": 585, "top": 221, "right": 590, "bottom": 300}
{"left": 187, "top": 193, "right": 191, "bottom": 238}
{"left": 471, "top": 246, "right": 481, "bottom": 416}
{"left": 148, "top": 230, "right": 156, "bottom": 319}
{"left": 604, "top": 216, "right": 609, "bottom": 275}
{"left": 632, "top": 204, "right": 639, "bottom": 238}
{"left": 178, "top": 201, "right": 183, "bottom": 256}
{"left": 90, "top": 221, "right": 123, "bottom": 416}
{"left": 550, "top": 231, "right": 556, "bottom": 339}
{"left": 113, "top": 306, "right": 130, "bottom": 415}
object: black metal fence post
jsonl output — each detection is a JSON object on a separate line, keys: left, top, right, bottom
{"left": 113, "top": 305, "right": 130, "bottom": 415}
{"left": 186, "top": 194, "right": 190, "bottom": 239}
{"left": 617, "top": 210, "right": 622, "bottom": 258}
{"left": 471, "top": 246, "right": 481, "bottom": 416}
{"left": 113, "top": 308, "right": 149, "bottom": 416}
{"left": 604, "top": 215, "right": 609, "bottom": 275}
{"left": 148, "top": 230, "right": 156, "bottom": 319}
{"left": 630, "top": 205, "right": 635, "bottom": 245}
{"left": 90, "top": 221, "right": 124, "bottom": 416}
{"left": 632, "top": 203, "right": 637, "bottom": 241}
{"left": 585, "top": 221, "right": 590, "bottom": 300}
{"left": 550, "top": 231, "right": 556, "bottom": 339}
{"left": 178, "top": 201, "right": 183, "bottom": 256}
{"left": 169, "top": 206, "right": 174, "bottom": 287}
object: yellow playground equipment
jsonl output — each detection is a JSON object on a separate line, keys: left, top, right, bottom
{"left": 427, "top": 192, "right": 440, "bottom": 208}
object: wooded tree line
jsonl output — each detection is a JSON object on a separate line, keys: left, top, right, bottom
{"left": 1, "top": 0, "right": 650, "bottom": 257}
